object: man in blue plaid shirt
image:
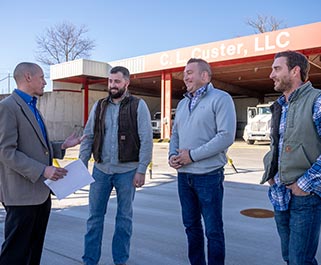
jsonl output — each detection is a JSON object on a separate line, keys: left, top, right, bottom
{"left": 262, "top": 50, "right": 321, "bottom": 265}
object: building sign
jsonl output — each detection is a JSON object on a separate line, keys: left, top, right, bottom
{"left": 110, "top": 22, "right": 321, "bottom": 74}
{"left": 160, "top": 31, "right": 290, "bottom": 67}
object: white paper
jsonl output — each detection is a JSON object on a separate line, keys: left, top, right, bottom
{"left": 45, "top": 159, "right": 94, "bottom": 200}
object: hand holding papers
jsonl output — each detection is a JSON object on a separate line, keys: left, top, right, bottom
{"left": 45, "top": 159, "right": 94, "bottom": 200}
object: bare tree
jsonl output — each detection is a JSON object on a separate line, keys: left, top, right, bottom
{"left": 35, "top": 21, "right": 95, "bottom": 65}
{"left": 245, "top": 15, "right": 286, "bottom": 33}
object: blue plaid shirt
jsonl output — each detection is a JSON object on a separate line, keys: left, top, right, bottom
{"left": 268, "top": 94, "right": 321, "bottom": 211}
{"left": 186, "top": 84, "right": 207, "bottom": 111}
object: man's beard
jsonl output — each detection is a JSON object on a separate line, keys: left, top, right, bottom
{"left": 274, "top": 77, "right": 292, "bottom": 93}
{"left": 109, "top": 87, "right": 126, "bottom": 99}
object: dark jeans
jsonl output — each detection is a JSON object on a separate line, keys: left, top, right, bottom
{"left": 274, "top": 193, "right": 321, "bottom": 265}
{"left": 0, "top": 196, "right": 51, "bottom": 265}
{"left": 178, "top": 168, "right": 225, "bottom": 265}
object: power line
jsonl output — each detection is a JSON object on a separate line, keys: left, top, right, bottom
{"left": 0, "top": 74, "right": 13, "bottom": 94}
{"left": 0, "top": 76, "right": 9, "bottom": 82}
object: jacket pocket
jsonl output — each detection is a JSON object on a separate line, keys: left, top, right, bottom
{"left": 279, "top": 143, "right": 311, "bottom": 184}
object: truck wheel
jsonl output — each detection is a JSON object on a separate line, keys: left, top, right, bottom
{"left": 246, "top": 140, "right": 255, "bottom": 145}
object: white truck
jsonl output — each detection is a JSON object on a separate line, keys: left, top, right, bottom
{"left": 242, "top": 102, "right": 273, "bottom": 144}
{"left": 151, "top": 109, "right": 176, "bottom": 138}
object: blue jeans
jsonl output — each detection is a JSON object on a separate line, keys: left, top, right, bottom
{"left": 274, "top": 193, "right": 321, "bottom": 265}
{"left": 82, "top": 166, "right": 136, "bottom": 265}
{"left": 178, "top": 168, "right": 225, "bottom": 265}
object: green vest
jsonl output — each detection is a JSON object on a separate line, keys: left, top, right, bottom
{"left": 262, "top": 82, "right": 321, "bottom": 185}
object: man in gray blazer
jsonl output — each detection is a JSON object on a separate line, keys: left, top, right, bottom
{"left": 0, "top": 62, "right": 84, "bottom": 265}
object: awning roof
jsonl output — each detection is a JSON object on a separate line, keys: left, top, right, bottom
{"left": 51, "top": 21, "right": 321, "bottom": 99}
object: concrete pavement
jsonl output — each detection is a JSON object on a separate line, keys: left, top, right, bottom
{"left": 1, "top": 141, "right": 320, "bottom": 264}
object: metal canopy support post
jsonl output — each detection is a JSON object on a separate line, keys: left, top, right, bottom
{"left": 161, "top": 72, "right": 172, "bottom": 139}
{"left": 83, "top": 79, "right": 89, "bottom": 126}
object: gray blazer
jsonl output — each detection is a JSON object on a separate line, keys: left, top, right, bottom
{"left": 0, "top": 91, "right": 64, "bottom": 206}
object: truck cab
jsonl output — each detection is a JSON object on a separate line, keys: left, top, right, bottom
{"left": 243, "top": 103, "right": 272, "bottom": 144}
{"left": 151, "top": 109, "right": 176, "bottom": 138}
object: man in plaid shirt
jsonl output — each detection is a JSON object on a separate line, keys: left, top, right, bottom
{"left": 262, "top": 50, "right": 321, "bottom": 265}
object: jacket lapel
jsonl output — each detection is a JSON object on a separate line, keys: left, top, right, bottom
{"left": 12, "top": 92, "right": 49, "bottom": 149}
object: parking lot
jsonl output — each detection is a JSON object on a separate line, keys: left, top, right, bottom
{"left": 47, "top": 140, "right": 270, "bottom": 210}
{"left": 1, "top": 140, "right": 320, "bottom": 264}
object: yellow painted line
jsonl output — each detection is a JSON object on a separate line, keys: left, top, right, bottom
{"left": 153, "top": 138, "right": 170, "bottom": 143}
{"left": 55, "top": 157, "right": 95, "bottom": 162}
{"left": 53, "top": 159, "right": 61, "bottom": 167}
{"left": 62, "top": 157, "right": 78, "bottom": 161}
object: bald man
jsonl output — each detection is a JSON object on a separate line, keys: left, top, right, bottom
{"left": 0, "top": 62, "right": 84, "bottom": 265}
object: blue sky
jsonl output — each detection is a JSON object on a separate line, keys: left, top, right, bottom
{"left": 1, "top": 0, "right": 320, "bottom": 93}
